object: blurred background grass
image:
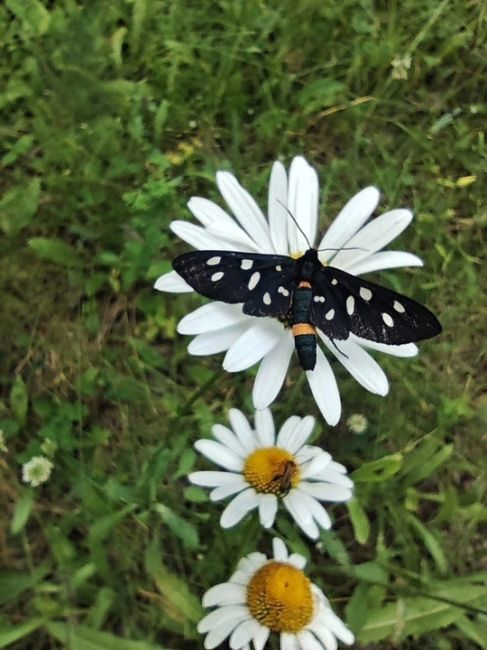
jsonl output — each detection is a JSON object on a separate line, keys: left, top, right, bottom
{"left": 0, "top": 0, "right": 486, "bottom": 648}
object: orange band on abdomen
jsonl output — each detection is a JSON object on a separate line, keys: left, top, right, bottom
{"left": 292, "top": 323, "right": 316, "bottom": 337}
{"left": 298, "top": 281, "right": 312, "bottom": 289}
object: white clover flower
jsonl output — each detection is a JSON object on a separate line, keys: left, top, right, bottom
{"left": 156, "top": 156, "right": 422, "bottom": 425}
{"left": 198, "top": 537, "right": 354, "bottom": 649}
{"left": 346, "top": 414, "right": 368, "bottom": 435}
{"left": 391, "top": 54, "right": 412, "bottom": 80}
{"left": 189, "top": 408, "right": 353, "bottom": 540}
{"left": 21, "top": 455, "right": 53, "bottom": 487}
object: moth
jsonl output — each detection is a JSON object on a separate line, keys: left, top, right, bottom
{"left": 172, "top": 243, "right": 442, "bottom": 371}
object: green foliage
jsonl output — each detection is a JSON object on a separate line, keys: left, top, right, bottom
{"left": 0, "top": 0, "right": 485, "bottom": 648}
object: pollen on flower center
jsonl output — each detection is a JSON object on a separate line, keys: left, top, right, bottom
{"left": 244, "top": 447, "right": 300, "bottom": 496}
{"left": 247, "top": 561, "right": 314, "bottom": 633}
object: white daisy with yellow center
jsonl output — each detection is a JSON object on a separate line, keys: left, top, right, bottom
{"left": 189, "top": 408, "right": 353, "bottom": 539}
{"left": 198, "top": 537, "right": 354, "bottom": 649}
{"left": 156, "top": 156, "right": 421, "bottom": 425}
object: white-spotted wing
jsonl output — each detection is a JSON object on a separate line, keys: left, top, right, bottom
{"left": 173, "top": 250, "right": 295, "bottom": 317}
{"left": 310, "top": 265, "right": 442, "bottom": 345}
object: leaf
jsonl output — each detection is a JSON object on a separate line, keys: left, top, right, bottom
{"left": 28, "top": 237, "right": 83, "bottom": 268}
{"left": 402, "top": 444, "right": 453, "bottom": 486}
{"left": 406, "top": 513, "right": 449, "bottom": 575}
{"left": 88, "top": 505, "right": 136, "bottom": 548}
{"left": 45, "top": 622, "right": 161, "bottom": 650}
{"left": 10, "top": 375, "right": 28, "bottom": 425}
{"left": 352, "top": 454, "right": 403, "bottom": 483}
{"left": 0, "top": 178, "right": 40, "bottom": 234}
{"left": 347, "top": 498, "right": 370, "bottom": 545}
{"left": 0, "top": 620, "right": 43, "bottom": 648}
{"left": 0, "top": 566, "right": 49, "bottom": 605}
{"left": 5, "top": 0, "right": 50, "bottom": 35}
{"left": 10, "top": 490, "right": 35, "bottom": 535}
{"left": 359, "top": 581, "right": 487, "bottom": 643}
{"left": 154, "top": 504, "right": 199, "bottom": 550}
{"left": 296, "top": 78, "right": 346, "bottom": 112}
{"left": 455, "top": 615, "right": 487, "bottom": 649}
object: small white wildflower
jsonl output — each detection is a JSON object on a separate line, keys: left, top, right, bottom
{"left": 347, "top": 413, "right": 368, "bottom": 434}
{"left": 22, "top": 456, "right": 54, "bottom": 487}
{"left": 391, "top": 54, "right": 412, "bottom": 80}
{"left": 188, "top": 119, "right": 197, "bottom": 129}
{"left": 0, "top": 430, "right": 7, "bottom": 453}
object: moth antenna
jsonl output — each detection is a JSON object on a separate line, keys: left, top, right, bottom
{"left": 276, "top": 200, "right": 312, "bottom": 249}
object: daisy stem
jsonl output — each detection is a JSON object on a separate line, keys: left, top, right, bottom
{"left": 176, "top": 370, "right": 223, "bottom": 418}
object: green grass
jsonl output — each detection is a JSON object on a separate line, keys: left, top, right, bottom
{"left": 1, "top": 0, "right": 486, "bottom": 648}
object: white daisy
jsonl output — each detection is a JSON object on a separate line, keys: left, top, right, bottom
{"left": 156, "top": 156, "right": 421, "bottom": 425}
{"left": 21, "top": 455, "right": 53, "bottom": 487}
{"left": 189, "top": 408, "right": 353, "bottom": 540}
{"left": 198, "top": 537, "right": 354, "bottom": 649}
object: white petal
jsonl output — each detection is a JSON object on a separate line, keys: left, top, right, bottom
{"left": 188, "top": 197, "right": 259, "bottom": 251}
{"left": 308, "top": 623, "right": 337, "bottom": 650}
{"left": 300, "top": 451, "right": 332, "bottom": 479}
{"left": 252, "top": 330, "right": 294, "bottom": 409}
{"left": 276, "top": 416, "right": 303, "bottom": 449}
{"left": 188, "top": 322, "right": 249, "bottom": 356}
{"left": 194, "top": 440, "right": 245, "bottom": 472}
{"left": 292, "top": 489, "right": 332, "bottom": 530}
{"left": 224, "top": 320, "right": 283, "bottom": 372}
{"left": 343, "top": 250, "right": 423, "bottom": 275}
{"left": 331, "top": 208, "right": 413, "bottom": 269}
{"left": 171, "top": 220, "right": 235, "bottom": 251}
{"left": 351, "top": 334, "right": 418, "bottom": 357}
{"left": 210, "top": 480, "right": 248, "bottom": 501}
{"left": 178, "top": 302, "right": 247, "bottom": 335}
{"left": 281, "top": 632, "right": 300, "bottom": 650}
{"left": 287, "top": 157, "right": 319, "bottom": 253}
{"left": 312, "top": 469, "right": 354, "bottom": 489}
{"left": 280, "top": 415, "right": 315, "bottom": 455}
{"left": 198, "top": 605, "right": 249, "bottom": 632}
{"left": 319, "top": 334, "right": 389, "bottom": 396}
{"left": 287, "top": 553, "right": 307, "bottom": 570}
{"left": 300, "top": 482, "right": 352, "bottom": 502}
{"left": 216, "top": 171, "right": 273, "bottom": 251}
{"left": 228, "top": 409, "right": 257, "bottom": 453}
{"left": 220, "top": 488, "right": 259, "bottom": 528}
{"left": 268, "top": 161, "right": 289, "bottom": 254}
{"left": 306, "top": 348, "right": 341, "bottom": 426}
{"left": 272, "top": 537, "right": 289, "bottom": 561}
{"left": 321, "top": 610, "right": 355, "bottom": 645}
{"left": 284, "top": 490, "right": 312, "bottom": 527}
{"left": 258, "top": 493, "right": 278, "bottom": 528}
{"left": 254, "top": 408, "right": 275, "bottom": 446}
{"left": 230, "top": 618, "right": 261, "bottom": 649}
{"left": 154, "top": 270, "right": 193, "bottom": 293}
{"left": 212, "top": 424, "right": 249, "bottom": 458}
{"left": 317, "top": 186, "right": 380, "bottom": 257}
{"left": 296, "top": 630, "right": 323, "bottom": 650}
{"left": 189, "top": 471, "right": 243, "bottom": 488}
{"left": 203, "top": 583, "right": 247, "bottom": 607}
{"left": 253, "top": 624, "right": 270, "bottom": 650}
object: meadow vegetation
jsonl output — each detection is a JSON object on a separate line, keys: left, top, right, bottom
{"left": 0, "top": 0, "right": 486, "bottom": 648}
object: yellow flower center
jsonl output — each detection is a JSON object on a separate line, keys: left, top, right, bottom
{"left": 247, "top": 561, "right": 314, "bottom": 633}
{"left": 244, "top": 448, "right": 300, "bottom": 496}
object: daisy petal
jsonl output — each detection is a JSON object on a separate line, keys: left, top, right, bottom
{"left": 230, "top": 618, "right": 260, "bottom": 649}
{"left": 293, "top": 489, "right": 332, "bottom": 529}
{"left": 287, "top": 156, "right": 319, "bottom": 252}
{"left": 224, "top": 320, "right": 283, "bottom": 372}
{"left": 258, "top": 493, "right": 278, "bottom": 528}
{"left": 268, "top": 161, "right": 289, "bottom": 254}
{"left": 171, "top": 220, "right": 235, "bottom": 251}
{"left": 312, "top": 469, "right": 354, "bottom": 489}
{"left": 309, "top": 623, "right": 338, "bottom": 650}
{"left": 331, "top": 208, "right": 413, "bottom": 270}
{"left": 300, "top": 452, "right": 332, "bottom": 479}
{"left": 321, "top": 610, "right": 355, "bottom": 645}
{"left": 188, "top": 322, "right": 249, "bottom": 355}
{"left": 282, "top": 415, "right": 316, "bottom": 455}
{"left": 252, "top": 330, "right": 294, "bottom": 409}
{"left": 306, "top": 348, "right": 341, "bottom": 426}
{"left": 203, "top": 583, "right": 247, "bottom": 607}
{"left": 198, "top": 605, "right": 249, "bottom": 632}
{"left": 253, "top": 624, "right": 270, "bottom": 650}
{"left": 344, "top": 250, "right": 423, "bottom": 275}
{"left": 220, "top": 488, "right": 259, "bottom": 528}
{"left": 194, "top": 440, "right": 245, "bottom": 472}
{"left": 287, "top": 553, "right": 307, "bottom": 570}
{"left": 351, "top": 334, "right": 418, "bottom": 357}
{"left": 254, "top": 408, "right": 275, "bottom": 446}
{"left": 154, "top": 270, "right": 193, "bottom": 293}
{"left": 188, "top": 197, "right": 259, "bottom": 251}
{"left": 228, "top": 409, "right": 257, "bottom": 453}
{"left": 318, "top": 186, "right": 380, "bottom": 256}
{"left": 178, "top": 302, "right": 247, "bottom": 335}
{"left": 284, "top": 494, "right": 321, "bottom": 539}
{"left": 212, "top": 424, "right": 248, "bottom": 458}
{"left": 296, "top": 630, "right": 323, "bottom": 650}
{"left": 189, "top": 471, "right": 243, "bottom": 487}
{"left": 281, "top": 632, "right": 300, "bottom": 650}
{"left": 276, "top": 415, "right": 303, "bottom": 449}
{"left": 210, "top": 479, "right": 248, "bottom": 501}
{"left": 319, "top": 334, "right": 389, "bottom": 396}
{"left": 272, "top": 537, "right": 289, "bottom": 561}
{"left": 216, "top": 172, "right": 273, "bottom": 251}
{"left": 300, "top": 482, "right": 352, "bottom": 502}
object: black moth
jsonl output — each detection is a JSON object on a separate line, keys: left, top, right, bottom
{"left": 172, "top": 247, "right": 442, "bottom": 371}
